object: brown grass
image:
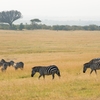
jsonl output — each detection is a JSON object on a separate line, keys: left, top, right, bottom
{"left": 0, "top": 30, "right": 100, "bottom": 100}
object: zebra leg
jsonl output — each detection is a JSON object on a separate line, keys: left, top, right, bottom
{"left": 1, "top": 68, "right": 3, "bottom": 72}
{"left": 1, "top": 68, "right": 5, "bottom": 72}
{"left": 38, "top": 74, "right": 42, "bottom": 79}
{"left": 15, "top": 67, "right": 18, "bottom": 70}
{"left": 90, "top": 70, "right": 93, "bottom": 74}
{"left": 43, "top": 74, "right": 45, "bottom": 79}
{"left": 52, "top": 74, "right": 55, "bottom": 79}
{"left": 94, "top": 70, "right": 97, "bottom": 74}
{"left": 21, "top": 67, "right": 23, "bottom": 70}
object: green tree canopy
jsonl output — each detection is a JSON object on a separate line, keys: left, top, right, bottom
{"left": 30, "top": 18, "right": 41, "bottom": 25}
{"left": 0, "top": 10, "right": 22, "bottom": 29}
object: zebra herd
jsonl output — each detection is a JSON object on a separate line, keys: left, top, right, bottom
{"left": 31, "top": 57, "right": 100, "bottom": 79}
{"left": 0, "top": 59, "right": 24, "bottom": 72}
{"left": 1, "top": 57, "right": 100, "bottom": 79}
{"left": 0, "top": 59, "right": 60, "bottom": 79}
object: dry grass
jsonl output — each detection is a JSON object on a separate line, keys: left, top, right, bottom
{"left": 0, "top": 30, "right": 100, "bottom": 100}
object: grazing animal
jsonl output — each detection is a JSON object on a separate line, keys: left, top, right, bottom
{"left": 12, "top": 62, "right": 24, "bottom": 70}
{"left": 83, "top": 58, "right": 100, "bottom": 74}
{"left": 31, "top": 65, "right": 61, "bottom": 79}
{"left": 0, "top": 59, "right": 14, "bottom": 71}
{"left": 1, "top": 63, "right": 8, "bottom": 72}
{"left": 0, "top": 59, "right": 11, "bottom": 66}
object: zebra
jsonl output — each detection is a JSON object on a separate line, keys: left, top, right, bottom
{"left": 0, "top": 59, "right": 12, "bottom": 66}
{"left": 83, "top": 60, "right": 100, "bottom": 74}
{"left": 31, "top": 65, "right": 61, "bottom": 79}
{"left": 0, "top": 59, "right": 14, "bottom": 71}
{"left": 12, "top": 61, "right": 24, "bottom": 70}
{"left": 1, "top": 63, "right": 8, "bottom": 72}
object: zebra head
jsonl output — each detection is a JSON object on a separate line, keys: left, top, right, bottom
{"left": 31, "top": 67, "right": 36, "bottom": 77}
{"left": 1, "top": 59, "right": 6, "bottom": 63}
{"left": 57, "top": 71, "right": 61, "bottom": 77}
{"left": 83, "top": 62, "right": 90, "bottom": 73}
{"left": 31, "top": 67, "right": 41, "bottom": 77}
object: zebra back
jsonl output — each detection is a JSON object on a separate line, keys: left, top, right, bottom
{"left": 90, "top": 60, "right": 100, "bottom": 70}
{"left": 89, "top": 58, "right": 100, "bottom": 64}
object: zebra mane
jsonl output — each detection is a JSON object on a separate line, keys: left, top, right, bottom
{"left": 49, "top": 65, "right": 56, "bottom": 67}
{"left": 84, "top": 62, "right": 91, "bottom": 68}
{"left": 32, "top": 66, "right": 42, "bottom": 69}
{"left": 89, "top": 58, "right": 100, "bottom": 63}
{"left": 32, "top": 66, "right": 43, "bottom": 72}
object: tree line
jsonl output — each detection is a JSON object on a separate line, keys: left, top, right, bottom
{"left": 0, "top": 10, "right": 100, "bottom": 31}
{"left": 0, "top": 23, "right": 100, "bottom": 31}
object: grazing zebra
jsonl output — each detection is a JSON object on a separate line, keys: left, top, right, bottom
{"left": 12, "top": 62, "right": 24, "bottom": 70}
{"left": 1, "top": 63, "right": 8, "bottom": 72}
{"left": 31, "top": 65, "right": 61, "bottom": 79}
{"left": 0, "top": 59, "right": 12, "bottom": 66}
{"left": 83, "top": 59, "right": 100, "bottom": 74}
{"left": 0, "top": 59, "right": 14, "bottom": 71}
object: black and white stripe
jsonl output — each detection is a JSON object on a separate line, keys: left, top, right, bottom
{"left": 83, "top": 58, "right": 100, "bottom": 74}
{"left": 12, "top": 62, "right": 24, "bottom": 70}
{"left": 31, "top": 65, "right": 61, "bottom": 79}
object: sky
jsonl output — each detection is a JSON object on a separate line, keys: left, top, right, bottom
{"left": 0, "top": 0, "right": 100, "bottom": 24}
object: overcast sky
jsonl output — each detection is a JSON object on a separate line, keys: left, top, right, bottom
{"left": 0, "top": 0, "right": 100, "bottom": 21}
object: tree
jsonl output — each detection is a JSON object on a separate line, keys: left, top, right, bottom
{"left": 19, "top": 23, "right": 24, "bottom": 30}
{"left": 30, "top": 18, "right": 41, "bottom": 25}
{"left": 30, "top": 18, "right": 41, "bottom": 29}
{"left": 0, "top": 10, "right": 22, "bottom": 29}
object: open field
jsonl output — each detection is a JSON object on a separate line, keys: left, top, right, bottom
{"left": 0, "top": 30, "right": 100, "bottom": 100}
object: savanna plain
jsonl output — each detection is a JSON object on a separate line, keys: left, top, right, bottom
{"left": 0, "top": 30, "right": 100, "bottom": 100}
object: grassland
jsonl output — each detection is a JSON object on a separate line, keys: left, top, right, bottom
{"left": 0, "top": 30, "right": 100, "bottom": 100}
